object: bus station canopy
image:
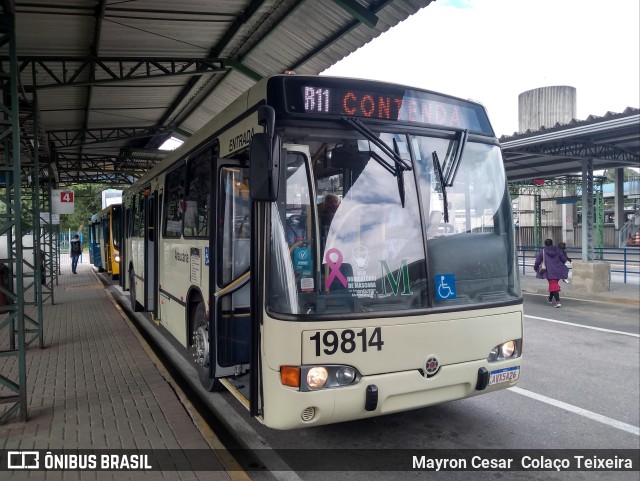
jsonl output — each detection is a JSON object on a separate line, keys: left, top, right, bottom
{"left": 500, "top": 107, "right": 640, "bottom": 182}
{"left": 0, "top": 0, "right": 435, "bottom": 185}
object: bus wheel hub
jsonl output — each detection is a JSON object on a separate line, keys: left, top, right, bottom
{"left": 193, "top": 325, "right": 209, "bottom": 367}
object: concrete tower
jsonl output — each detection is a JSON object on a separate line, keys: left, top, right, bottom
{"left": 518, "top": 86, "right": 577, "bottom": 133}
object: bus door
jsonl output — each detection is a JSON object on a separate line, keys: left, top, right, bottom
{"left": 144, "top": 192, "right": 157, "bottom": 315}
{"left": 100, "top": 216, "right": 108, "bottom": 273}
{"left": 118, "top": 206, "right": 126, "bottom": 289}
{"left": 209, "top": 159, "right": 252, "bottom": 380}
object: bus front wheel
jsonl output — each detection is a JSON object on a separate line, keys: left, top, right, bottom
{"left": 190, "top": 301, "right": 221, "bottom": 392}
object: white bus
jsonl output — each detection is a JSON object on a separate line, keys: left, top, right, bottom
{"left": 123, "top": 75, "right": 523, "bottom": 429}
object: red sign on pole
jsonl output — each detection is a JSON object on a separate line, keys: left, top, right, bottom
{"left": 60, "top": 191, "right": 74, "bottom": 203}
{"left": 52, "top": 189, "right": 75, "bottom": 214}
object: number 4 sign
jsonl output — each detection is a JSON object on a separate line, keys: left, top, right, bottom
{"left": 61, "top": 191, "right": 74, "bottom": 203}
{"left": 52, "top": 189, "right": 75, "bottom": 214}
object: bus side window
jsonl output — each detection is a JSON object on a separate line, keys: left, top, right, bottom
{"left": 163, "top": 164, "right": 186, "bottom": 237}
{"left": 132, "top": 193, "right": 145, "bottom": 238}
{"left": 219, "top": 167, "right": 251, "bottom": 286}
{"left": 184, "top": 154, "right": 210, "bottom": 237}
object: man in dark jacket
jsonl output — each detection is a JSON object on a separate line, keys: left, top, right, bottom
{"left": 70, "top": 234, "right": 82, "bottom": 274}
{"left": 534, "top": 239, "right": 569, "bottom": 308}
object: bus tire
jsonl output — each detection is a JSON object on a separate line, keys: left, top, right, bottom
{"left": 190, "top": 300, "right": 222, "bottom": 392}
{"left": 129, "top": 269, "right": 142, "bottom": 312}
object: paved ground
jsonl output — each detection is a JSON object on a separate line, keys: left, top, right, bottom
{"left": 0, "top": 257, "right": 235, "bottom": 481}
{"left": 519, "top": 269, "right": 639, "bottom": 307}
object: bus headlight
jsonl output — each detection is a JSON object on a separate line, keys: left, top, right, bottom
{"left": 335, "top": 366, "right": 356, "bottom": 385}
{"left": 307, "top": 367, "right": 328, "bottom": 389}
{"left": 114, "top": 254, "right": 121, "bottom": 263}
{"left": 282, "top": 365, "right": 361, "bottom": 391}
{"left": 487, "top": 339, "right": 522, "bottom": 362}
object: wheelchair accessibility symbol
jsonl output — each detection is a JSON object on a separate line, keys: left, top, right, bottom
{"left": 436, "top": 274, "right": 456, "bottom": 300}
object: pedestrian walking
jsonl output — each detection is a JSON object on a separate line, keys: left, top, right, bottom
{"left": 70, "top": 234, "right": 82, "bottom": 274}
{"left": 534, "top": 239, "right": 569, "bottom": 308}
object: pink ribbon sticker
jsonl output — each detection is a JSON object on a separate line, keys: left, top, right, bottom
{"left": 325, "top": 248, "right": 348, "bottom": 290}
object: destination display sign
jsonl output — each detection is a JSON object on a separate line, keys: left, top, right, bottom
{"left": 273, "top": 77, "right": 494, "bottom": 135}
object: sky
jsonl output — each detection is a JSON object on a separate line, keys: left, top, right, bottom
{"left": 323, "top": 0, "right": 640, "bottom": 138}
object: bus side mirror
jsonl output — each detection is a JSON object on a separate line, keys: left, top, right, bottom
{"left": 250, "top": 106, "right": 281, "bottom": 201}
{"left": 249, "top": 133, "right": 281, "bottom": 201}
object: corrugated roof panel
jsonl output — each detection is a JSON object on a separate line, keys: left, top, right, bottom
{"left": 103, "top": 0, "right": 243, "bottom": 16}
{"left": 221, "top": 0, "right": 300, "bottom": 59}
{"left": 181, "top": 70, "right": 254, "bottom": 134}
{"left": 15, "top": 11, "right": 95, "bottom": 56}
{"left": 37, "top": 86, "right": 87, "bottom": 111}
{"left": 242, "top": 0, "right": 432, "bottom": 76}
{"left": 98, "top": 21, "right": 223, "bottom": 57}
{"left": 40, "top": 110, "right": 85, "bottom": 132}
{"left": 87, "top": 108, "right": 168, "bottom": 129}
{"left": 37, "top": 87, "right": 87, "bottom": 131}
{"left": 97, "top": 0, "right": 245, "bottom": 56}
{"left": 500, "top": 107, "right": 640, "bottom": 141}
{"left": 89, "top": 85, "right": 185, "bottom": 110}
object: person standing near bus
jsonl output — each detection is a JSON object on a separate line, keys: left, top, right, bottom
{"left": 534, "top": 239, "right": 569, "bottom": 308}
{"left": 70, "top": 234, "right": 82, "bottom": 274}
{"left": 557, "top": 242, "right": 572, "bottom": 283}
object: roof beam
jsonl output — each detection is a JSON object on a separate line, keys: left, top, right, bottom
{"left": 11, "top": 56, "right": 228, "bottom": 89}
{"left": 225, "top": 59, "right": 262, "bottom": 82}
{"left": 48, "top": 126, "right": 172, "bottom": 150}
{"left": 56, "top": 172, "right": 136, "bottom": 186}
{"left": 331, "top": 0, "right": 379, "bottom": 28}
{"left": 504, "top": 140, "right": 640, "bottom": 163}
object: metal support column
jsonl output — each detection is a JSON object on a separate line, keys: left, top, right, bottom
{"left": 40, "top": 178, "right": 55, "bottom": 304}
{"left": 595, "top": 189, "right": 604, "bottom": 258}
{"left": 20, "top": 101, "right": 44, "bottom": 349}
{"left": 0, "top": 6, "right": 28, "bottom": 423}
{"left": 581, "top": 159, "right": 594, "bottom": 262}
{"left": 614, "top": 168, "right": 625, "bottom": 246}
{"left": 534, "top": 193, "right": 541, "bottom": 247}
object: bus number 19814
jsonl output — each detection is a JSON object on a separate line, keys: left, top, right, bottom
{"left": 310, "top": 328, "right": 384, "bottom": 356}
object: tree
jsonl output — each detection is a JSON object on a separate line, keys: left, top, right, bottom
{"left": 603, "top": 168, "right": 639, "bottom": 183}
{"left": 59, "top": 184, "right": 121, "bottom": 235}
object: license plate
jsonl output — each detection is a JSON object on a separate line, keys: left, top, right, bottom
{"left": 489, "top": 366, "right": 520, "bottom": 385}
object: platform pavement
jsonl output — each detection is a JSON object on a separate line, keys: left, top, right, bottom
{"left": 0, "top": 257, "right": 236, "bottom": 481}
{"left": 519, "top": 271, "right": 640, "bottom": 307}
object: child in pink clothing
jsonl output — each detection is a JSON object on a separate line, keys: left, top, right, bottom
{"left": 547, "top": 278, "right": 561, "bottom": 307}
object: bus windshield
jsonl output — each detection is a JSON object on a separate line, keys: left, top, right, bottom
{"left": 268, "top": 127, "right": 520, "bottom": 318}
{"left": 112, "top": 205, "right": 121, "bottom": 250}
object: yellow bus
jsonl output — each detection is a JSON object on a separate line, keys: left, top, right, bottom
{"left": 91, "top": 204, "right": 122, "bottom": 279}
{"left": 123, "top": 75, "right": 523, "bottom": 429}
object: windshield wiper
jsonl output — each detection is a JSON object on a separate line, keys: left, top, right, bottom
{"left": 442, "top": 129, "right": 468, "bottom": 187}
{"left": 341, "top": 116, "right": 412, "bottom": 172}
{"left": 341, "top": 116, "right": 411, "bottom": 207}
{"left": 393, "top": 138, "right": 406, "bottom": 208}
{"left": 431, "top": 129, "right": 468, "bottom": 223}
{"left": 432, "top": 150, "right": 449, "bottom": 223}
